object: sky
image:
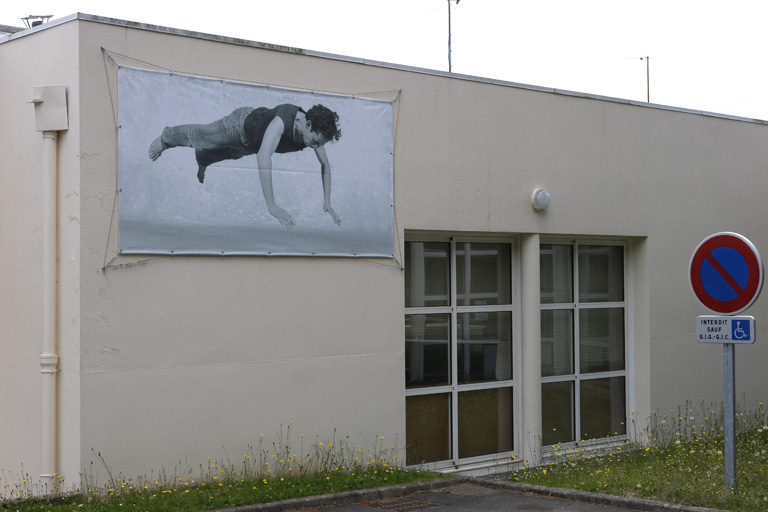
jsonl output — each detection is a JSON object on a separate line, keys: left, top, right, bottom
{"left": 4, "top": 0, "right": 768, "bottom": 120}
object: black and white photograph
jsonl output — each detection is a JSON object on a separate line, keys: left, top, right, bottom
{"left": 118, "top": 67, "right": 394, "bottom": 256}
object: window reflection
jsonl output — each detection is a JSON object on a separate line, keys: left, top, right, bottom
{"left": 405, "top": 242, "right": 450, "bottom": 307}
{"left": 456, "top": 243, "right": 511, "bottom": 306}
{"left": 578, "top": 246, "right": 624, "bottom": 303}
{"left": 457, "top": 312, "right": 512, "bottom": 383}
{"left": 405, "top": 314, "right": 450, "bottom": 387}
{"left": 458, "top": 388, "right": 513, "bottom": 458}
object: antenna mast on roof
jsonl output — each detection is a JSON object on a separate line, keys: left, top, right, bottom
{"left": 640, "top": 56, "right": 650, "bottom": 102}
{"left": 448, "top": 0, "right": 460, "bottom": 73}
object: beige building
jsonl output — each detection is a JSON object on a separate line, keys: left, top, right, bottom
{"left": 2, "top": 13, "right": 768, "bottom": 487}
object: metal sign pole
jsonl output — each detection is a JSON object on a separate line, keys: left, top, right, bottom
{"left": 723, "top": 343, "right": 736, "bottom": 494}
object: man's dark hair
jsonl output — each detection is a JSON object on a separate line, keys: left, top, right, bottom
{"left": 306, "top": 104, "right": 341, "bottom": 142}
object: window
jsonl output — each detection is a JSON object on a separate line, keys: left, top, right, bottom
{"left": 540, "top": 242, "right": 628, "bottom": 446}
{"left": 405, "top": 237, "right": 517, "bottom": 466}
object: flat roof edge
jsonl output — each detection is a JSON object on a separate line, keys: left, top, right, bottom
{"left": 4, "top": 13, "right": 767, "bottom": 126}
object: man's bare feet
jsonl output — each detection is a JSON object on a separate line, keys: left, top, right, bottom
{"left": 148, "top": 135, "right": 166, "bottom": 161}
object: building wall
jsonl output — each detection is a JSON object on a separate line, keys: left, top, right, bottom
{"left": 0, "top": 21, "right": 82, "bottom": 483}
{"left": 3, "top": 15, "right": 768, "bottom": 485}
{"left": 76, "top": 20, "right": 409, "bottom": 480}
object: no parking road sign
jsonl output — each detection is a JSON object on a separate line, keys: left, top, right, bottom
{"left": 689, "top": 232, "right": 763, "bottom": 315}
{"left": 689, "top": 232, "right": 763, "bottom": 494}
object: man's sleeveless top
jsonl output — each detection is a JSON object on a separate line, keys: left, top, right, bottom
{"left": 244, "top": 104, "right": 307, "bottom": 154}
{"left": 194, "top": 104, "right": 307, "bottom": 168}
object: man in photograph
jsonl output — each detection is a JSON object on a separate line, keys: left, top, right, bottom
{"left": 148, "top": 104, "right": 341, "bottom": 228}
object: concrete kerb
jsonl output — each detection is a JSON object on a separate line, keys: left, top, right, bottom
{"left": 478, "top": 478, "right": 726, "bottom": 512}
{"left": 210, "top": 475, "right": 726, "bottom": 512}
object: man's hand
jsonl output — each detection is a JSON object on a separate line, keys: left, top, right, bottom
{"left": 324, "top": 204, "right": 341, "bottom": 225}
{"left": 268, "top": 204, "right": 295, "bottom": 228}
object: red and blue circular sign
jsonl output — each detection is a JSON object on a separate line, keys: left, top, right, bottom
{"left": 689, "top": 232, "right": 763, "bottom": 315}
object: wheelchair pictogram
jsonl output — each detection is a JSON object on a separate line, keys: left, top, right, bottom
{"left": 732, "top": 321, "right": 749, "bottom": 341}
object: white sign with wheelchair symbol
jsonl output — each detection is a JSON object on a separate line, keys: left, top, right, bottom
{"left": 697, "top": 315, "right": 755, "bottom": 344}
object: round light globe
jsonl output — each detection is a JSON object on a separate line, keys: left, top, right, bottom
{"left": 531, "top": 188, "right": 551, "bottom": 211}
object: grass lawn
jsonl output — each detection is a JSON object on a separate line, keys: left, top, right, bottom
{"left": 1, "top": 428, "right": 445, "bottom": 512}
{"left": 0, "top": 468, "right": 444, "bottom": 512}
{"left": 511, "top": 403, "right": 768, "bottom": 512}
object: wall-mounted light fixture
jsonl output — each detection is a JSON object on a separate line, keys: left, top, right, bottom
{"left": 531, "top": 188, "right": 551, "bottom": 211}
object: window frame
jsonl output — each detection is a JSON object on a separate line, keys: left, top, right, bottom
{"left": 540, "top": 238, "right": 634, "bottom": 450}
{"left": 404, "top": 233, "right": 522, "bottom": 468}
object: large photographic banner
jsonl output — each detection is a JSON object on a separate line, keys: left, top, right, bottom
{"left": 118, "top": 67, "right": 394, "bottom": 256}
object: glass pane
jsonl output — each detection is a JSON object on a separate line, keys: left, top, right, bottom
{"left": 458, "top": 388, "right": 513, "bottom": 458}
{"left": 541, "top": 310, "right": 574, "bottom": 377}
{"left": 540, "top": 244, "right": 573, "bottom": 304}
{"left": 456, "top": 242, "right": 511, "bottom": 306}
{"left": 457, "top": 312, "right": 512, "bottom": 383}
{"left": 542, "top": 381, "right": 574, "bottom": 445}
{"left": 579, "top": 308, "right": 625, "bottom": 373}
{"left": 580, "top": 377, "right": 626, "bottom": 440}
{"left": 578, "top": 246, "right": 624, "bottom": 303}
{"left": 406, "top": 394, "right": 451, "bottom": 464}
{"left": 405, "top": 242, "right": 450, "bottom": 307}
{"left": 405, "top": 314, "right": 450, "bottom": 388}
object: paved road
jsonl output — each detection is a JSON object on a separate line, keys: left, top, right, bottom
{"left": 303, "top": 482, "right": 643, "bottom": 511}
{"left": 218, "top": 479, "right": 722, "bottom": 512}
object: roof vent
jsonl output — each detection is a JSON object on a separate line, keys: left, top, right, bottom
{"left": 21, "top": 15, "right": 53, "bottom": 28}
